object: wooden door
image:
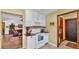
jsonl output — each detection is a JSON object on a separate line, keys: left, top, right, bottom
{"left": 58, "top": 16, "right": 63, "bottom": 47}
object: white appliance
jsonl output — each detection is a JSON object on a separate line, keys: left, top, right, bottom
{"left": 36, "top": 33, "right": 48, "bottom": 48}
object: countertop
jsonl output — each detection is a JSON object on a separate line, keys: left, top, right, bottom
{"left": 25, "top": 32, "right": 48, "bottom": 36}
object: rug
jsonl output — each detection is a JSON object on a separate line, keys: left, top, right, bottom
{"left": 66, "top": 42, "right": 77, "bottom": 49}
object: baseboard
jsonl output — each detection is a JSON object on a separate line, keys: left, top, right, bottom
{"left": 48, "top": 42, "right": 57, "bottom": 47}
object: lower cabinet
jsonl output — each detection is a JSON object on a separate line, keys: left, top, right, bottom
{"left": 26, "top": 36, "right": 36, "bottom": 49}
{"left": 23, "top": 33, "right": 48, "bottom": 49}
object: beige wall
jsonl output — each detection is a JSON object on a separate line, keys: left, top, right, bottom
{"left": 0, "top": 9, "right": 25, "bottom": 48}
{"left": 46, "top": 9, "right": 77, "bottom": 46}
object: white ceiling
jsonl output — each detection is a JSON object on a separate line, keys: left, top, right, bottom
{"left": 33, "top": 9, "right": 58, "bottom": 15}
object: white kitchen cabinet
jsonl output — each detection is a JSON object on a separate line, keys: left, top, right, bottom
{"left": 34, "top": 13, "right": 45, "bottom": 26}
{"left": 25, "top": 10, "right": 45, "bottom": 26}
{"left": 24, "top": 36, "right": 36, "bottom": 49}
{"left": 32, "top": 11, "right": 38, "bottom": 26}
{"left": 31, "top": 36, "right": 36, "bottom": 48}
{"left": 39, "top": 14, "right": 45, "bottom": 26}
{"left": 25, "top": 10, "right": 34, "bottom": 26}
{"left": 34, "top": 13, "right": 41, "bottom": 26}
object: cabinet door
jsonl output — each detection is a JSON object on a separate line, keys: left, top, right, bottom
{"left": 25, "top": 10, "right": 31, "bottom": 26}
{"left": 38, "top": 14, "right": 45, "bottom": 26}
{"left": 26, "top": 37, "right": 32, "bottom": 48}
{"left": 26, "top": 36, "right": 36, "bottom": 49}
{"left": 25, "top": 10, "right": 34, "bottom": 26}
{"left": 38, "top": 14, "right": 42, "bottom": 26}
{"left": 31, "top": 36, "right": 36, "bottom": 49}
{"left": 25, "top": 10, "right": 45, "bottom": 26}
{"left": 32, "top": 11, "right": 38, "bottom": 26}
{"left": 41, "top": 15, "right": 45, "bottom": 26}
{"left": 34, "top": 13, "right": 40, "bottom": 26}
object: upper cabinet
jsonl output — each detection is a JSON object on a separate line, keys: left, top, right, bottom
{"left": 25, "top": 10, "right": 34, "bottom": 26}
{"left": 38, "top": 14, "right": 45, "bottom": 26}
{"left": 25, "top": 10, "right": 45, "bottom": 26}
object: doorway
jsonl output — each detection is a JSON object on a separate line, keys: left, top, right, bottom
{"left": 65, "top": 18, "right": 77, "bottom": 43}
{"left": 2, "top": 12, "right": 23, "bottom": 49}
{"left": 57, "top": 10, "right": 78, "bottom": 48}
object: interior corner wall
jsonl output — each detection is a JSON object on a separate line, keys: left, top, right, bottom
{"left": 46, "top": 9, "right": 76, "bottom": 46}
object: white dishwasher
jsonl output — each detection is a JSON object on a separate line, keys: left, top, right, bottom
{"left": 24, "top": 36, "right": 36, "bottom": 49}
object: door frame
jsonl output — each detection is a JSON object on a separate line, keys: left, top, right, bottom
{"left": 57, "top": 10, "right": 78, "bottom": 47}
{"left": 2, "top": 22, "right": 5, "bottom": 35}
{"left": 1, "top": 12, "right": 23, "bottom": 48}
